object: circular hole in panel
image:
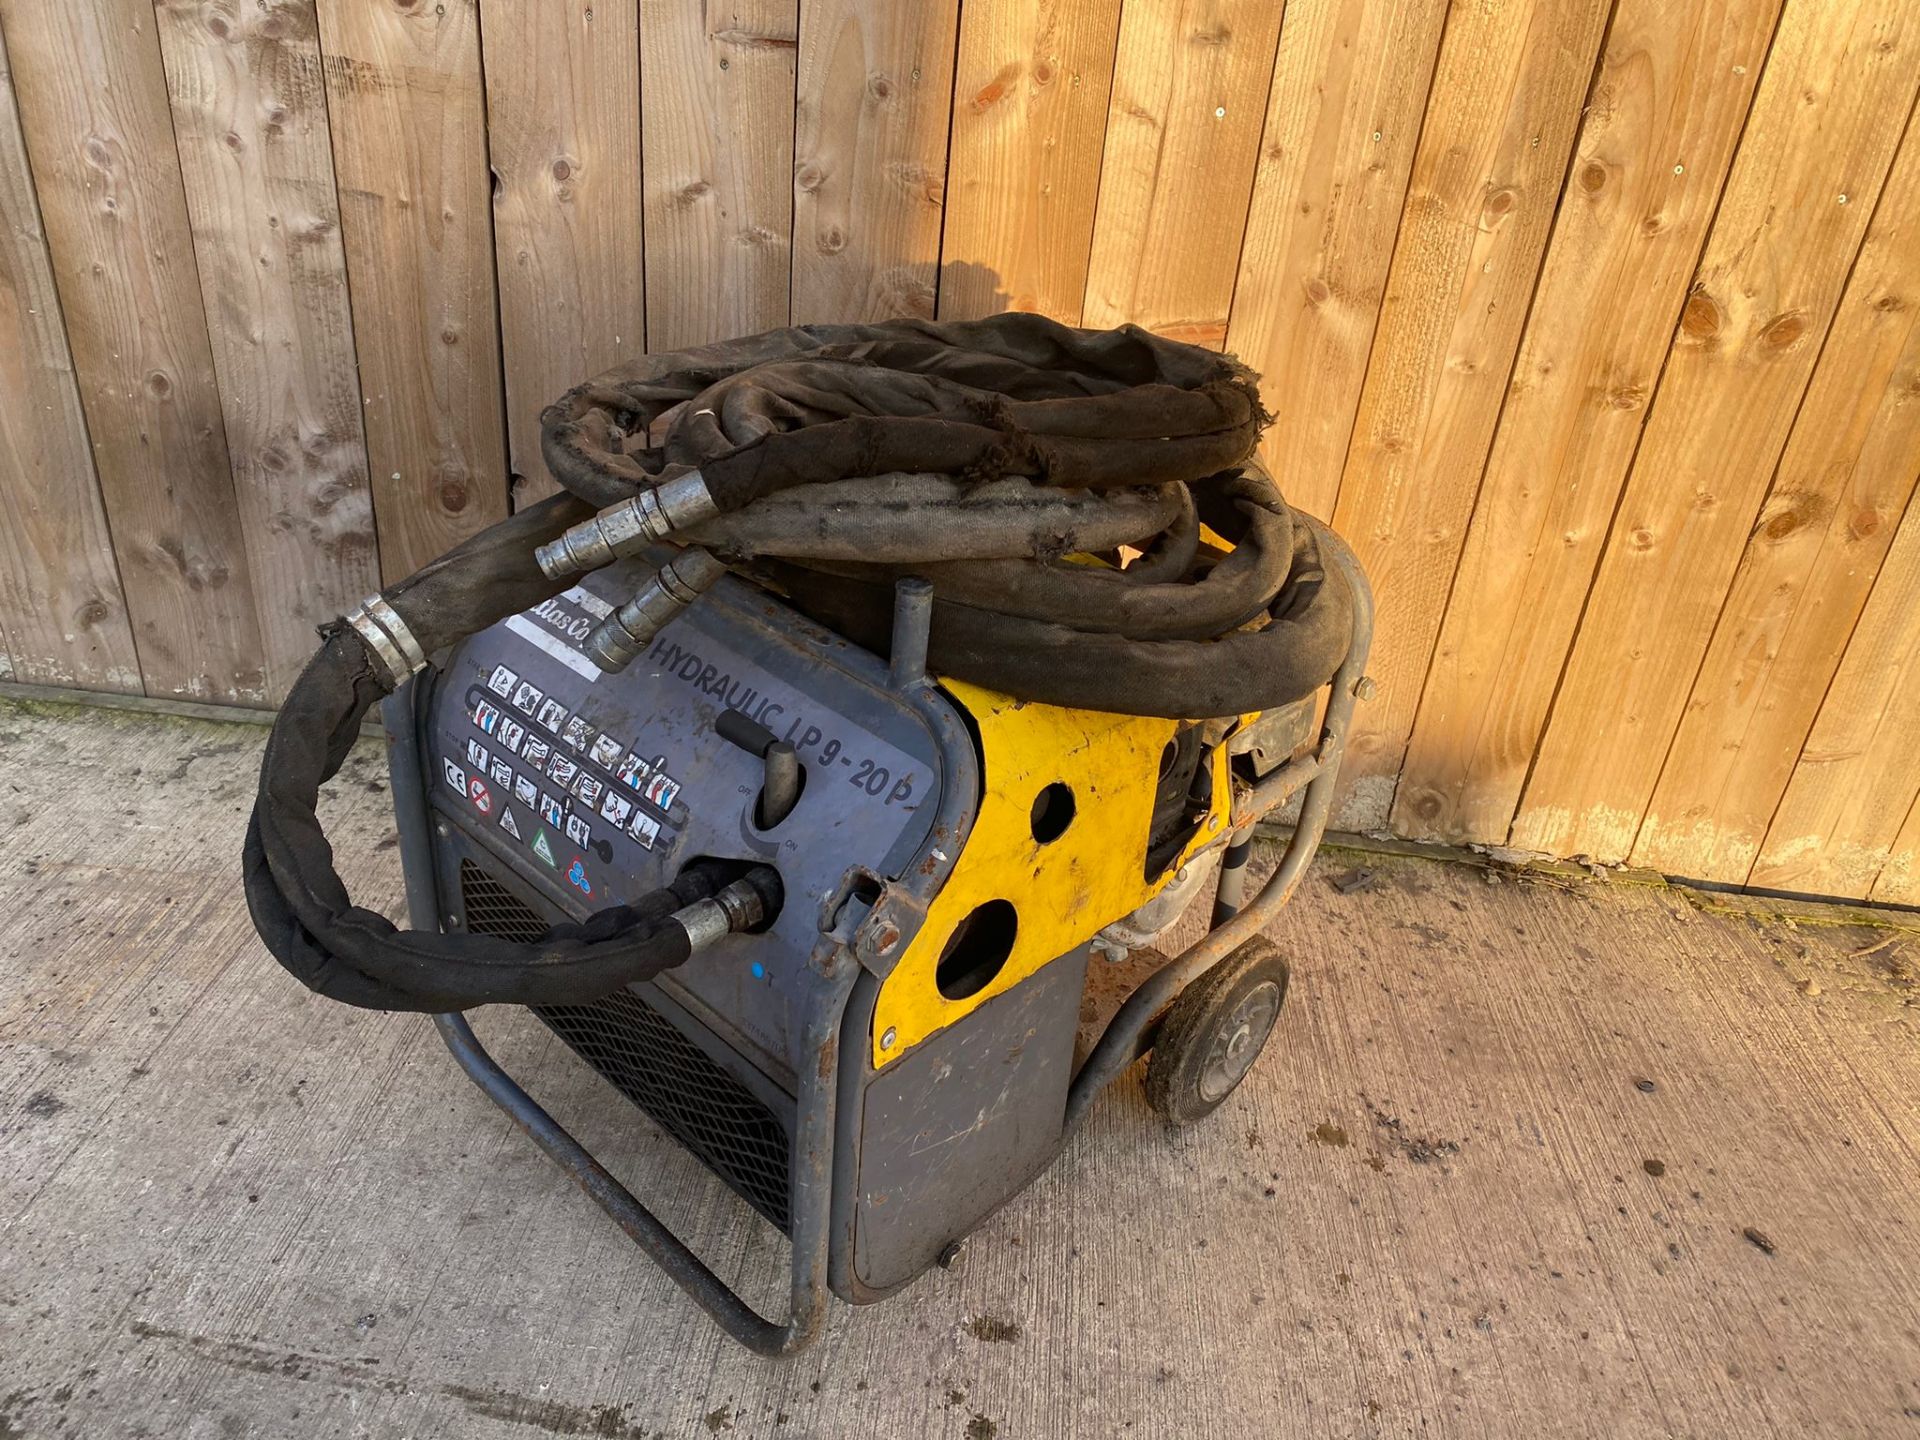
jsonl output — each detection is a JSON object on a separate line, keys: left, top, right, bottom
{"left": 934, "top": 899, "right": 1019, "bottom": 1001}
{"left": 1029, "top": 782, "right": 1076, "bottom": 844}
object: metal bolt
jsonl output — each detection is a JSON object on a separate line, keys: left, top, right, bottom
{"left": 880, "top": 1026, "right": 897, "bottom": 1051}
{"left": 1354, "top": 675, "right": 1378, "bottom": 702}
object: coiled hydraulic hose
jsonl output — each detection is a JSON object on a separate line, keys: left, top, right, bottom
{"left": 246, "top": 314, "right": 1352, "bottom": 1012}
{"left": 538, "top": 314, "right": 1352, "bottom": 718}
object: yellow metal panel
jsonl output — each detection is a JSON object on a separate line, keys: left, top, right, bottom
{"left": 872, "top": 679, "right": 1230, "bottom": 1067}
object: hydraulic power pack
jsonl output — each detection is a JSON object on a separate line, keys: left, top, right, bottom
{"left": 245, "top": 314, "right": 1374, "bottom": 1353}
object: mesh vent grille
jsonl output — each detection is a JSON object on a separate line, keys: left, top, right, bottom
{"left": 536, "top": 993, "right": 792, "bottom": 1232}
{"left": 457, "top": 859, "right": 549, "bottom": 943}
{"left": 456, "top": 857, "right": 792, "bottom": 1233}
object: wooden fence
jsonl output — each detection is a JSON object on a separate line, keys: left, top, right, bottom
{"left": 1, "top": 0, "right": 1916, "bottom": 902}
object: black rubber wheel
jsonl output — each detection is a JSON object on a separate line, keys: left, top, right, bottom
{"left": 1145, "top": 937, "right": 1291, "bottom": 1126}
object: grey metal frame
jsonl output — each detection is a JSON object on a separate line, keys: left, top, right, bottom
{"left": 397, "top": 518, "right": 1375, "bottom": 1355}
{"left": 1064, "top": 522, "right": 1375, "bottom": 1131}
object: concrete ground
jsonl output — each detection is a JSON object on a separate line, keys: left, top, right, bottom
{"left": 2, "top": 696, "right": 1919, "bottom": 1440}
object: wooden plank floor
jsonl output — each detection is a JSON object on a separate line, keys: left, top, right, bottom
{"left": 2, "top": 698, "right": 1918, "bottom": 1439}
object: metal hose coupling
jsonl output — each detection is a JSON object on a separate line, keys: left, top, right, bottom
{"left": 341, "top": 593, "right": 427, "bottom": 687}
{"left": 533, "top": 471, "right": 719, "bottom": 579}
{"left": 581, "top": 546, "right": 727, "bottom": 673}
{"left": 671, "top": 872, "right": 776, "bottom": 953}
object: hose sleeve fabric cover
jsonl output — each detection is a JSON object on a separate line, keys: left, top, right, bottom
{"left": 541, "top": 314, "right": 1353, "bottom": 718}
{"left": 542, "top": 316, "right": 1264, "bottom": 509}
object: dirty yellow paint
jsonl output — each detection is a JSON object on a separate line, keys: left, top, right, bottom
{"left": 872, "top": 678, "right": 1230, "bottom": 1068}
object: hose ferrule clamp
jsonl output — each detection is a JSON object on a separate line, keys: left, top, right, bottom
{"left": 671, "top": 876, "right": 768, "bottom": 953}
{"left": 672, "top": 897, "right": 734, "bottom": 952}
{"left": 344, "top": 594, "right": 427, "bottom": 687}
{"left": 533, "top": 471, "right": 718, "bottom": 580}
{"left": 646, "top": 470, "right": 720, "bottom": 536}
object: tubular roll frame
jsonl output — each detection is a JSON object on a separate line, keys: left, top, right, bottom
{"left": 393, "top": 521, "right": 1375, "bottom": 1353}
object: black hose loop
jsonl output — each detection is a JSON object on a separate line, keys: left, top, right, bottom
{"left": 244, "top": 496, "right": 773, "bottom": 1012}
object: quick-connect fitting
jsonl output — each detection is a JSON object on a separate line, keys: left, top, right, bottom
{"left": 581, "top": 546, "right": 727, "bottom": 673}
{"left": 533, "top": 471, "right": 720, "bottom": 579}
{"left": 671, "top": 874, "right": 773, "bottom": 952}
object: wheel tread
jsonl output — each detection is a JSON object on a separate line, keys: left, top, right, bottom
{"left": 1145, "top": 937, "right": 1290, "bottom": 1126}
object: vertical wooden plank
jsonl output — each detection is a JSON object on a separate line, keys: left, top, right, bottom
{"left": 1, "top": 0, "right": 265, "bottom": 703}
{"left": 481, "top": 0, "right": 645, "bottom": 506}
{"left": 790, "top": 0, "right": 960, "bottom": 324}
{"left": 1079, "top": 0, "right": 1284, "bottom": 347}
{"left": 0, "top": 19, "right": 140, "bottom": 692}
{"left": 316, "top": 0, "right": 507, "bottom": 580}
{"left": 1223, "top": 0, "right": 1448, "bottom": 523}
{"left": 1749, "top": 498, "right": 1920, "bottom": 900}
{"left": 1511, "top": 0, "right": 1920, "bottom": 862}
{"left": 1868, "top": 794, "right": 1920, "bottom": 907}
{"left": 1323, "top": 0, "right": 1615, "bottom": 827}
{"left": 1635, "top": 117, "right": 1920, "bottom": 882}
{"left": 1390, "top": 0, "right": 1782, "bottom": 845}
{"left": 640, "top": 0, "right": 795, "bottom": 352}
{"left": 936, "top": 0, "right": 1121, "bottom": 322}
{"left": 154, "top": 0, "right": 380, "bottom": 701}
